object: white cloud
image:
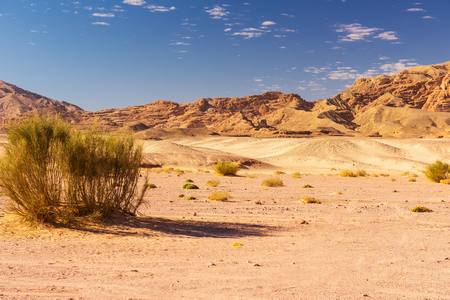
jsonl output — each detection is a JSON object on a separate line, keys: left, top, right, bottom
{"left": 304, "top": 66, "right": 330, "bottom": 74}
{"left": 232, "top": 27, "right": 265, "bottom": 39}
{"left": 92, "top": 21, "right": 110, "bottom": 26}
{"left": 146, "top": 5, "right": 175, "bottom": 13}
{"left": 406, "top": 7, "right": 425, "bottom": 12}
{"left": 336, "top": 23, "right": 399, "bottom": 42}
{"left": 92, "top": 12, "right": 115, "bottom": 18}
{"left": 327, "top": 67, "right": 359, "bottom": 80}
{"left": 379, "top": 59, "right": 418, "bottom": 74}
{"left": 205, "top": 6, "right": 229, "bottom": 20}
{"left": 123, "top": 0, "right": 145, "bottom": 6}
{"left": 336, "top": 23, "right": 380, "bottom": 42}
{"left": 376, "top": 31, "right": 399, "bottom": 41}
{"left": 422, "top": 15, "right": 435, "bottom": 20}
{"left": 261, "top": 20, "right": 276, "bottom": 27}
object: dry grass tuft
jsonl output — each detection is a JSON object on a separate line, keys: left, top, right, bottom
{"left": 206, "top": 180, "right": 220, "bottom": 187}
{"left": 302, "top": 196, "right": 321, "bottom": 204}
{"left": 261, "top": 178, "right": 284, "bottom": 187}
{"left": 339, "top": 169, "right": 368, "bottom": 177}
{"left": 208, "top": 191, "right": 229, "bottom": 201}
{"left": 214, "top": 161, "right": 240, "bottom": 176}
{"left": 291, "top": 172, "right": 301, "bottom": 178}
{"left": 411, "top": 206, "right": 433, "bottom": 213}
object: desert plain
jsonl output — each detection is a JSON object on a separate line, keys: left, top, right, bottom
{"left": 0, "top": 135, "right": 449, "bottom": 299}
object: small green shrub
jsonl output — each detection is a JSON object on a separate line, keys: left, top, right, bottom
{"left": 208, "top": 191, "right": 229, "bottom": 201}
{"left": 261, "top": 178, "right": 284, "bottom": 187}
{"left": 411, "top": 206, "right": 433, "bottom": 213}
{"left": 424, "top": 161, "right": 449, "bottom": 183}
{"left": 214, "top": 161, "right": 240, "bottom": 176}
{"left": 183, "top": 183, "right": 199, "bottom": 190}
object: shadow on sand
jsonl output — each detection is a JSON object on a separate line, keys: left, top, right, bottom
{"left": 69, "top": 215, "right": 277, "bottom": 238}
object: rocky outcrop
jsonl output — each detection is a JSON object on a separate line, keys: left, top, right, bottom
{"left": 0, "top": 80, "right": 84, "bottom": 124}
{"left": 330, "top": 62, "right": 450, "bottom": 112}
{"left": 1, "top": 61, "right": 449, "bottom": 138}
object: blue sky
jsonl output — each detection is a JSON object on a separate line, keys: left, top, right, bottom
{"left": 1, "top": 0, "right": 449, "bottom": 110}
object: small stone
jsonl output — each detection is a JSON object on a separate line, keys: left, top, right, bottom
{"left": 363, "top": 294, "right": 369, "bottom": 297}
{"left": 253, "top": 263, "right": 261, "bottom": 267}
{"left": 193, "top": 212, "right": 197, "bottom": 216}
{"left": 208, "top": 263, "right": 216, "bottom": 267}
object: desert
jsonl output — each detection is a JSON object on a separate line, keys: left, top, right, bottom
{"left": 2, "top": 1, "right": 450, "bottom": 299}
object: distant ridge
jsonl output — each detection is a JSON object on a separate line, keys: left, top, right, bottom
{"left": 1, "top": 61, "right": 449, "bottom": 138}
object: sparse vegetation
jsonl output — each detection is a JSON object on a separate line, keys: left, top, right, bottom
{"left": 206, "top": 180, "right": 220, "bottom": 187}
{"left": 411, "top": 206, "right": 433, "bottom": 213}
{"left": 214, "top": 161, "right": 240, "bottom": 176}
{"left": 261, "top": 177, "right": 284, "bottom": 187}
{"left": 339, "top": 169, "right": 368, "bottom": 177}
{"left": 208, "top": 190, "right": 229, "bottom": 201}
{"left": 183, "top": 182, "right": 199, "bottom": 189}
{"left": 424, "top": 161, "right": 449, "bottom": 183}
{"left": 302, "top": 196, "right": 321, "bottom": 204}
{"left": 291, "top": 172, "right": 301, "bottom": 178}
{"left": 146, "top": 183, "right": 158, "bottom": 189}
{"left": 0, "top": 116, "right": 147, "bottom": 224}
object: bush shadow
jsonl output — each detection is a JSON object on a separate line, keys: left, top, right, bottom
{"left": 70, "top": 215, "right": 278, "bottom": 238}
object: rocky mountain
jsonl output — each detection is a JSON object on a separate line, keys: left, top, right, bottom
{"left": 0, "top": 80, "right": 84, "bottom": 124}
{"left": 1, "top": 61, "right": 449, "bottom": 138}
{"left": 331, "top": 61, "right": 450, "bottom": 112}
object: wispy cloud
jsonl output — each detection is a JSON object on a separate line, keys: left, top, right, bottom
{"left": 123, "top": 0, "right": 145, "bottom": 6}
{"left": 92, "top": 21, "right": 110, "bottom": 26}
{"left": 205, "top": 6, "right": 229, "bottom": 20}
{"left": 92, "top": 12, "right": 115, "bottom": 18}
{"left": 336, "top": 23, "right": 399, "bottom": 42}
{"left": 147, "top": 5, "right": 175, "bottom": 13}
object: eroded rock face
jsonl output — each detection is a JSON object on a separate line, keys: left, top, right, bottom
{"left": 0, "top": 80, "right": 84, "bottom": 123}
{"left": 0, "top": 61, "right": 449, "bottom": 137}
{"left": 331, "top": 62, "right": 450, "bottom": 112}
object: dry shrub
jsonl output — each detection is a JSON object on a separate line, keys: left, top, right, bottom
{"left": 291, "top": 172, "right": 301, "bottom": 178}
{"left": 261, "top": 177, "right": 284, "bottom": 187}
{"left": 208, "top": 191, "right": 229, "bottom": 201}
{"left": 424, "top": 161, "right": 449, "bottom": 183}
{"left": 339, "top": 169, "right": 368, "bottom": 177}
{"left": 214, "top": 161, "right": 240, "bottom": 176}
{"left": 411, "top": 206, "right": 433, "bottom": 213}
{"left": 302, "top": 196, "right": 321, "bottom": 204}
{"left": 0, "top": 116, "right": 148, "bottom": 224}
{"left": 206, "top": 180, "right": 220, "bottom": 187}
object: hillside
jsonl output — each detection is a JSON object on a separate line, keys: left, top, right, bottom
{"left": 1, "top": 61, "right": 449, "bottom": 138}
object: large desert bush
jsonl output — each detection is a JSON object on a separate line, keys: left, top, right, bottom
{"left": 214, "top": 161, "right": 240, "bottom": 176}
{"left": 0, "top": 116, "right": 147, "bottom": 224}
{"left": 424, "top": 161, "right": 449, "bottom": 183}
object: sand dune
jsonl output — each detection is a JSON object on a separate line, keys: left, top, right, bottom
{"left": 144, "top": 136, "right": 450, "bottom": 173}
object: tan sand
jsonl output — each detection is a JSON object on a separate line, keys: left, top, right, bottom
{"left": 1, "top": 170, "right": 449, "bottom": 299}
{"left": 143, "top": 136, "right": 450, "bottom": 173}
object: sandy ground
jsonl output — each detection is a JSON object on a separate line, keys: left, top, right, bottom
{"left": 1, "top": 168, "right": 449, "bottom": 299}
{"left": 142, "top": 136, "right": 450, "bottom": 173}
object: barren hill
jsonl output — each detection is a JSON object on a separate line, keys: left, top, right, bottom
{"left": 1, "top": 61, "right": 450, "bottom": 138}
{"left": 0, "top": 80, "right": 84, "bottom": 124}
